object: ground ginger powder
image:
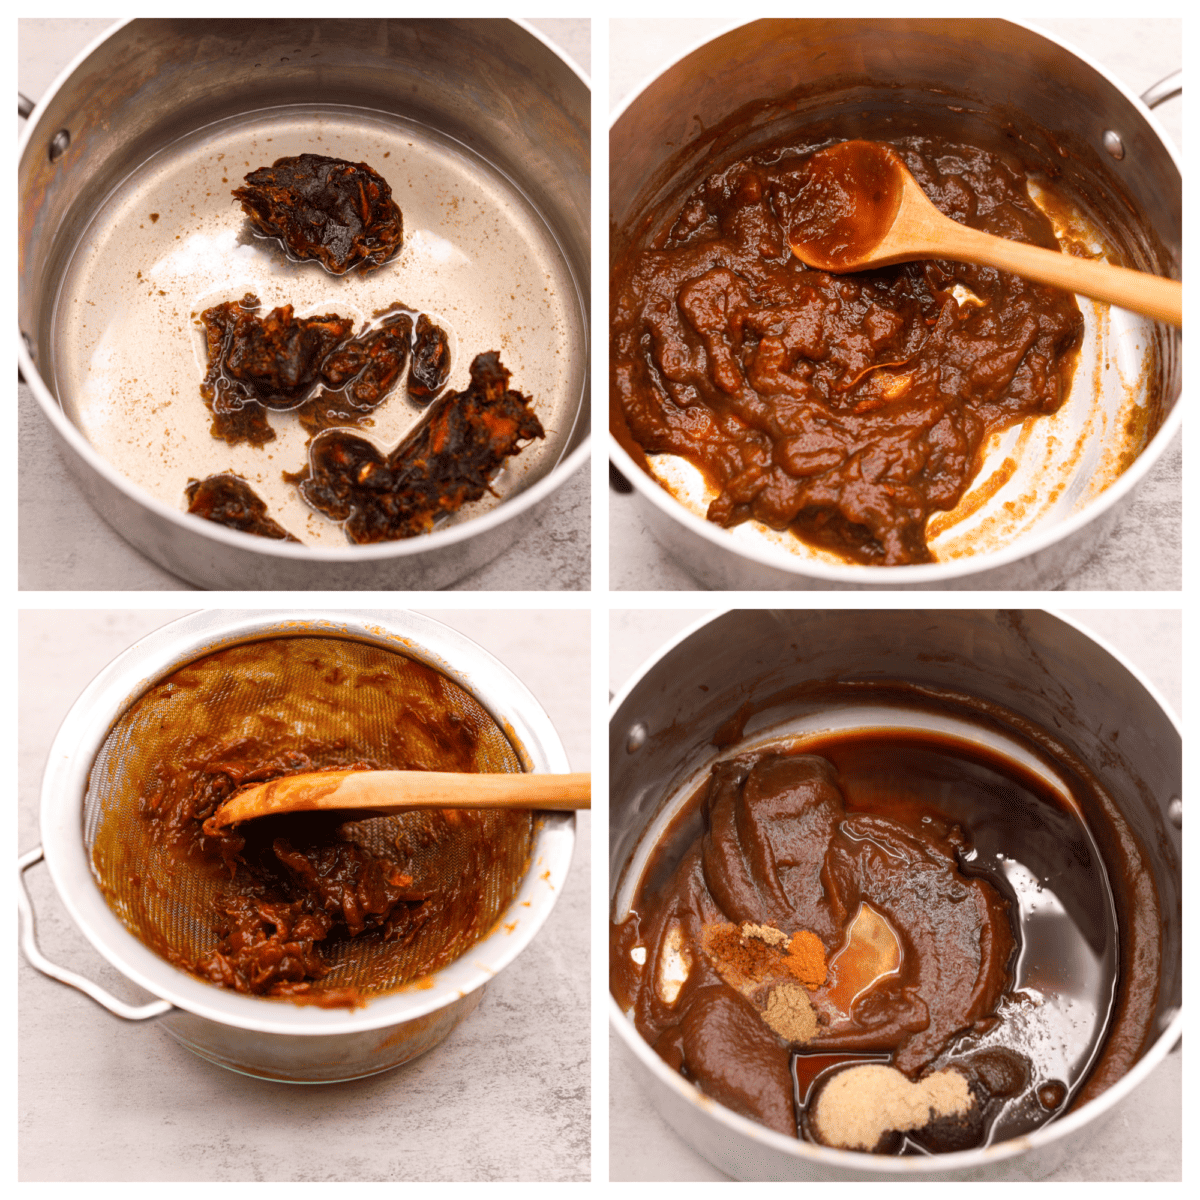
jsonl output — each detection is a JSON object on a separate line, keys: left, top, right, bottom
{"left": 761, "top": 982, "right": 818, "bottom": 1044}
{"left": 813, "top": 1064, "right": 974, "bottom": 1151}
{"left": 741, "top": 922, "right": 788, "bottom": 947}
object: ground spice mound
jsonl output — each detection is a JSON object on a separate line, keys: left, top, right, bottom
{"left": 761, "top": 982, "right": 818, "bottom": 1044}
{"left": 741, "top": 922, "right": 787, "bottom": 947}
{"left": 702, "top": 921, "right": 827, "bottom": 990}
{"left": 702, "top": 922, "right": 778, "bottom": 984}
{"left": 812, "top": 1063, "right": 974, "bottom": 1151}
{"left": 786, "top": 929, "right": 827, "bottom": 988}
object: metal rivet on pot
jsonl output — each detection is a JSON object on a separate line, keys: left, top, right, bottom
{"left": 627, "top": 722, "right": 648, "bottom": 753}
{"left": 1102, "top": 130, "right": 1125, "bottom": 161}
{"left": 48, "top": 129, "right": 70, "bottom": 163}
{"left": 1167, "top": 795, "right": 1181, "bottom": 828}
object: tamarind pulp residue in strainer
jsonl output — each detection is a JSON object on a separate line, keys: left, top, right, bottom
{"left": 85, "top": 635, "right": 533, "bottom": 1003}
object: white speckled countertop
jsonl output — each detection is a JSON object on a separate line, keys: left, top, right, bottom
{"left": 14, "top": 15, "right": 1187, "bottom": 1188}
{"left": 19, "top": 608, "right": 590, "bottom": 1181}
{"left": 608, "top": 19, "right": 1182, "bottom": 592}
{"left": 18, "top": 18, "right": 591, "bottom": 591}
{"left": 608, "top": 607, "right": 1180, "bottom": 1181}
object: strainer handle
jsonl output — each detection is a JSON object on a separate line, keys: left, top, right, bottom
{"left": 18, "top": 846, "right": 175, "bottom": 1022}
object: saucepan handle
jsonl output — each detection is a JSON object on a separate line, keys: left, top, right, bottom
{"left": 18, "top": 846, "right": 174, "bottom": 1021}
{"left": 1141, "top": 69, "right": 1181, "bottom": 109}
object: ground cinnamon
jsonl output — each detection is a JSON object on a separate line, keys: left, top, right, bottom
{"left": 701, "top": 922, "right": 828, "bottom": 990}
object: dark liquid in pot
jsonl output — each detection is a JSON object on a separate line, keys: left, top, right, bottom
{"left": 611, "top": 728, "right": 1119, "bottom": 1154}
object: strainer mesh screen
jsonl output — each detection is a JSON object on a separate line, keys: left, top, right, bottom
{"left": 85, "top": 635, "right": 532, "bottom": 998}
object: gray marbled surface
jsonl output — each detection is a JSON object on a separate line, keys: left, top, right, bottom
{"left": 609, "top": 18, "right": 1182, "bottom": 592}
{"left": 19, "top": 609, "right": 590, "bottom": 1181}
{"left": 18, "top": 18, "right": 591, "bottom": 592}
{"left": 608, "top": 608, "right": 1181, "bottom": 1181}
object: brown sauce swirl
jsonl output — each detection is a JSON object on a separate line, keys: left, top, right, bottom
{"left": 613, "top": 749, "right": 1018, "bottom": 1143}
{"left": 610, "top": 716, "right": 1154, "bottom": 1154}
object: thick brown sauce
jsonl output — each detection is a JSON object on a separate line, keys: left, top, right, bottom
{"left": 611, "top": 728, "right": 1123, "bottom": 1154}
{"left": 611, "top": 134, "right": 1084, "bottom": 565}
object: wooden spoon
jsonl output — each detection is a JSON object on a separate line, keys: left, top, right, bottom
{"left": 206, "top": 769, "right": 591, "bottom": 830}
{"left": 784, "top": 139, "right": 1182, "bottom": 327}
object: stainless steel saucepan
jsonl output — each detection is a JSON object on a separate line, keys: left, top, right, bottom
{"left": 20, "top": 19, "right": 590, "bottom": 589}
{"left": 609, "top": 609, "right": 1181, "bottom": 1179}
{"left": 609, "top": 19, "right": 1180, "bottom": 590}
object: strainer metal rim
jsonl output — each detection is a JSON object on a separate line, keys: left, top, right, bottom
{"left": 39, "top": 609, "right": 574, "bottom": 1035}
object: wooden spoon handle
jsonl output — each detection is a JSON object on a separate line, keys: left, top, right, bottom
{"left": 211, "top": 769, "right": 591, "bottom": 828}
{"left": 925, "top": 220, "right": 1182, "bottom": 327}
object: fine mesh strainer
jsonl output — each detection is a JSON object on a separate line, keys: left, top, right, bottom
{"left": 22, "top": 610, "right": 574, "bottom": 1082}
{"left": 86, "top": 636, "right": 533, "bottom": 1000}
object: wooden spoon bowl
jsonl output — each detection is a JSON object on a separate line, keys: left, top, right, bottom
{"left": 785, "top": 139, "right": 1181, "bottom": 326}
